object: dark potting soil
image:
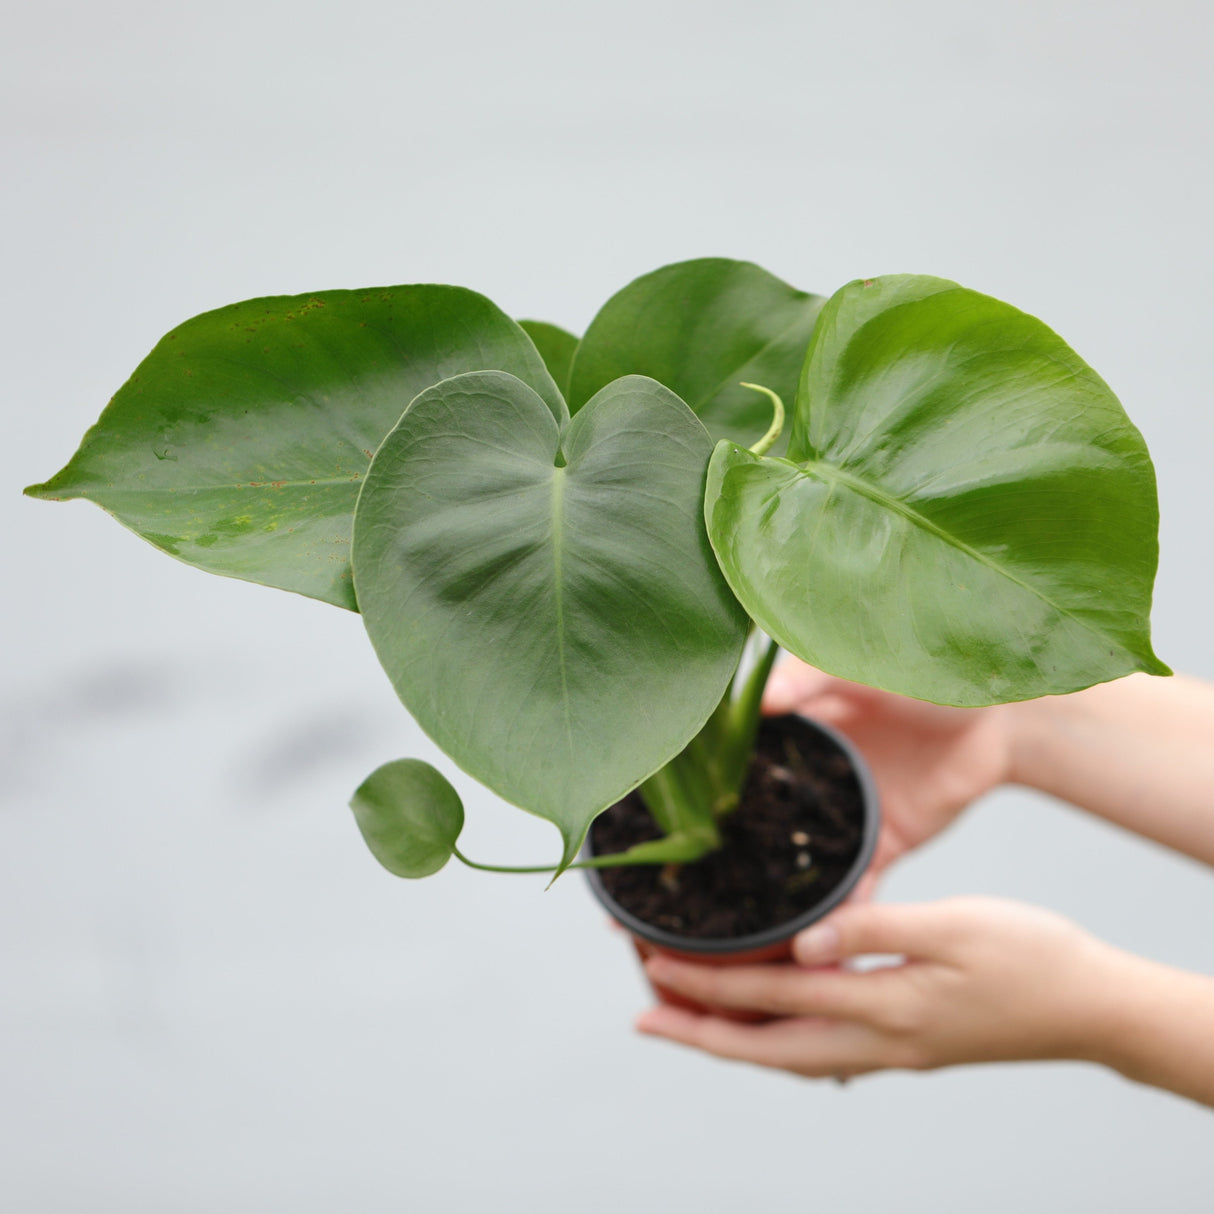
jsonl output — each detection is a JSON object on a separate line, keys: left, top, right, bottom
{"left": 590, "top": 715, "right": 866, "bottom": 940}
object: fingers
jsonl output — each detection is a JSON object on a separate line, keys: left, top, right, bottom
{"left": 793, "top": 902, "right": 957, "bottom": 967}
{"left": 644, "top": 956, "right": 895, "bottom": 1023}
{"left": 848, "top": 868, "right": 881, "bottom": 905}
{"left": 637, "top": 1004, "right": 810, "bottom": 1069}
{"left": 635, "top": 1005, "right": 891, "bottom": 1078}
{"left": 761, "top": 658, "right": 837, "bottom": 714}
{"left": 641, "top": 903, "right": 958, "bottom": 1022}
{"left": 761, "top": 660, "right": 872, "bottom": 734}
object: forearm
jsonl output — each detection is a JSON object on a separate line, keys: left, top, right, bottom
{"left": 1006, "top": 674, "right": 1214, "bottom": 867}
{"left": 1086, "top": 948, "right": 1214, "bottom": 1108}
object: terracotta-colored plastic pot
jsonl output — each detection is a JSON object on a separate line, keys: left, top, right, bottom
{"left": 583, "top": 715, "right": 880, "bottom": 1020}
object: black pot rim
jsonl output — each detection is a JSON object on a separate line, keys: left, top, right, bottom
{"left": 582, "top": 713, "right": 881, "bottom": 955}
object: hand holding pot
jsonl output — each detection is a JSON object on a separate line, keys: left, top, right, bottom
{"left": 763, "top": 659, "right": 1014, "bottom": 893}
{"left": 636, "top": 897, "right": 1214, "bottom": 1107}
{"left": 766, "top": 664, "right": 1214, "bottom": 877}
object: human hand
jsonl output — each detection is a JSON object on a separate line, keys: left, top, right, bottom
{"left": 764, "top": 658, "right": 1015, "bottom": 894}
{"left": 635, "top": 898, "right": 1126, "bottom": 1080}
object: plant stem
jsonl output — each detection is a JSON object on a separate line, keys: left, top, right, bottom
{"left": 452, "top": 847, "right": 557, "bottom": 874}
{"left": 730, "top": 634, "right": 781, "bottom": 748}
{"left": 715, "top": 633, "right": 780, "bottom": 813}
{"left": 451, "top": 824, "right": 720, "bottom": 876}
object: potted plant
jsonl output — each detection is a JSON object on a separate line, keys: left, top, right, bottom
{"left": 24, "top": 258, "right": 1168, "bottom": 975}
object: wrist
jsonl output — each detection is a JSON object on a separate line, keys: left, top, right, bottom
{"left": 1002, "top": 695, "right": 1065, "bottom": 792}
{"left": 1079, "top": 949, "right": 1214, "bottom": 1106}
{"left": 1002, "top": 687, "right": 1108, "bottom": 796}
{"left": 1065, "top": 942, "right": 1152, "bottom": 1069}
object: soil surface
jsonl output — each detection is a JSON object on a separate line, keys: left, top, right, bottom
{"left": 590, "top": 715, "right": 866, "bottom": 940}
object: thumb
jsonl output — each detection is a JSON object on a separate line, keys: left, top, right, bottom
{"left": 792, "top": 902, "right": 954, "bottom": 967}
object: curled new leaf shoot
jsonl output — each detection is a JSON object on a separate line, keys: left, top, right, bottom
{"left": 741, "top": 383, "right": 785, "bottom": 456}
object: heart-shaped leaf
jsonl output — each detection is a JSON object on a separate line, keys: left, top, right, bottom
{"left": 350, "top": 759, "right": 464, "bottom": 878}
{"left": 706, "top": 275, "right": 1168, "bottom": 706}
{"left": 567, "top": 258, "right": 825, "bottom": 449}
{"left": 25, "top": 286, "right": 564, "bottom": 609}
{"left": 352, "top": 370, "right": 749, "bottom": 868}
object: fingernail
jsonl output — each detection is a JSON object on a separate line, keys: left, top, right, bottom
{"left": 794, "top": 922, "right": 840, "bottom": 966}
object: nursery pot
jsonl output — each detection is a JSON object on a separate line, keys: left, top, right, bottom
{"left": 583, "top": 714, "right": 879, "bottom": 1018}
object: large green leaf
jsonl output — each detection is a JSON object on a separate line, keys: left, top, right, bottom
{"left": 25, "top": 286, "right": 565, "bottom": 610}
{"left": 352, "top": 370, "right": 749, "bottom": 868}
{"left": 706, "top": 275, "right": 1168, "bottom": 706}
{"left": 519, "top": 319, "right": 579, "bottom": 400}
{"left": 567, "top": 258, "right": 825, "bottom": 449}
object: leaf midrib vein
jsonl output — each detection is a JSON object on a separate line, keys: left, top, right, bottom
{"left": 550, "top": 469, "right": 576, "bottom": 759}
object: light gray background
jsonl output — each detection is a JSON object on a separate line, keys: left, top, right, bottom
{"left": 4, "top": 1, "right": 1212, "bottom": 1210}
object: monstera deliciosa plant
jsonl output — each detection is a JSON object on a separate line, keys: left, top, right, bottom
{"left": 25, "top": 259, "right": 1168, "bottom": 889}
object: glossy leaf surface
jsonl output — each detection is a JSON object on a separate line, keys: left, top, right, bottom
{"left": 349, "top": 759, "right": 464, "bottom": 878}
{"left": 352, "top": 370, "right": 749, "bottom": 868}
{"left": 26, "top": 286, "right": 564, "bottom": 609}
{"left": 519, "top": 319, "right": 578, "bottom": 400}
{"left": 707, "top": 276, "right": 1168, "bottom": 706}
{"left": 567, "top": 258, "right": 825, "bottom": 449}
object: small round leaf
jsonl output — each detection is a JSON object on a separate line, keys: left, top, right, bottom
{"left": 349, "top": 759, "right": 465, "bottom": 879}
